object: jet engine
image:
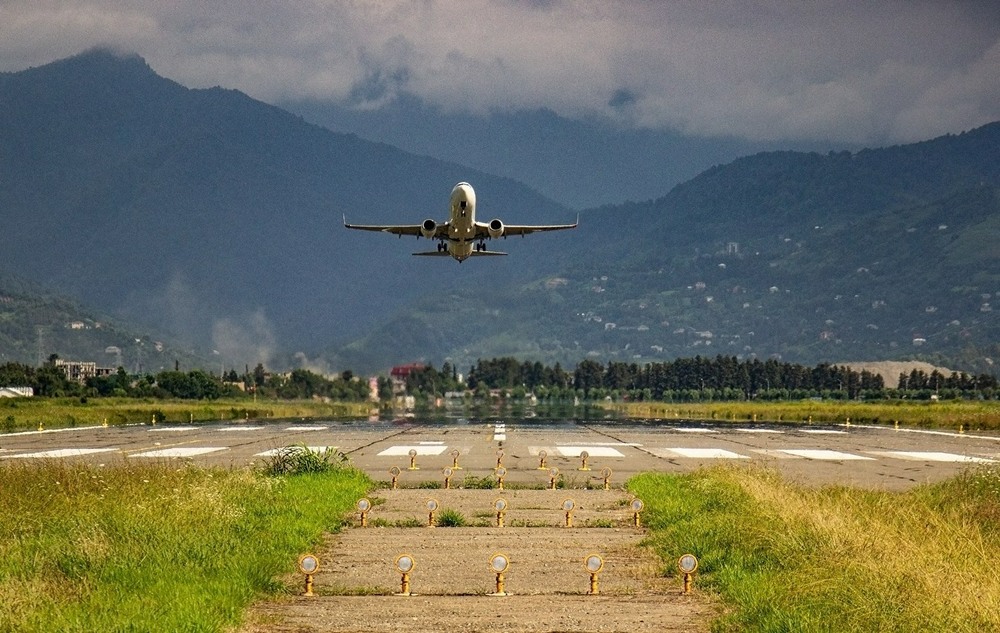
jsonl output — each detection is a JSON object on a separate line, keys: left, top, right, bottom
{"left": 420, "top": 219, "right": 437, "bottom": 239}
{"left": 487, "top": 218, "right": 505, "bottom": 239}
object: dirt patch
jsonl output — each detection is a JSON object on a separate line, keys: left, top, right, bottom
{"left": 237, "top": 489, "right": 715, "bottom": 632}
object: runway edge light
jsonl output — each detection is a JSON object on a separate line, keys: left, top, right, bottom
{"left": 489, "top": 553, "right": 510, "bottom": 596}
{"left": 395, "top": 554, "right": 415, "bottom": 596}
{"left": 585, "top": 554, "right": 604, "bottom": 595}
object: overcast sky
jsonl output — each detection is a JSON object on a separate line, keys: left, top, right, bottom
{"left": 2, "top": 1, "right": 998, "bottom": 144}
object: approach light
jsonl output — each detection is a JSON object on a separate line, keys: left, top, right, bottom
{"left": 357, "top": 498, "right": 372, "bottom": 527}
{"left": 562, "top": 498, "right": 576, "bottom": 528}
{"left": 389, "top": 466, "right": 401, "bottom": 490}
{"left": 585, "top": 554, "right": 604, "bottom": 594}
{"left": 489, "top": 553, "right": 510, "bottom": 596}
{"left": 494, "top": 498, "right": 508, "bottom": 527}
{"left": 426, "top": 498, "right": 439, "bottom": 527}
{"left": 578, "top": 450, "right": 591, "bottom": 471}
{"left": 495, "top": 466, "right": 507, "bottom": 490}
{"left": 496, "top": 448, "right": 505, "bottom": 468}
{"left": 537, "top": 449, "right": 549, "bottom": 470}
{"left": 395, "top": 554, "right": 415, "bottom": 596}
{"left": 450, "top": 448, "right": 462, "bottom": 469}
{"left": 549, "top": 467, "right": 560, "bottom": 490}
{"left": 678, "top": 553, "right": 699, "bottom": 595}
{"left": 443, "top": 467, "right": 453, "bottom": 489}
{"left": 408, "top": 448, "right": 419, "bottom": 470}
{"left": 600, "top": 467, "right": 613, "bottom": 490}
{"left": 297, "top": 554, "right": 319, "bottom": 596}
{"left": 631, "top": 498, "right": 644, "bottom": 527}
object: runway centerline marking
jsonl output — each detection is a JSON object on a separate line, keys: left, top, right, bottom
{"left": 286, "top": 426, "right": 328, "bottom": 432}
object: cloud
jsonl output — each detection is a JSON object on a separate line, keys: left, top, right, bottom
{"left": 211, "top": 309, "right": 276, "bottom": 370}
{"left": 0, "top": 1, "right": 997, "bottom": 143}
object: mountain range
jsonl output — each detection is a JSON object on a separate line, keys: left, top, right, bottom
{"left": 1, "top": 50, "right": 997, "bottom": 376}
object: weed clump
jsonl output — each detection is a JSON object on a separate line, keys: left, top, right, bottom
{"left": 263, "top": 444, "right": 350, "bottom": 475}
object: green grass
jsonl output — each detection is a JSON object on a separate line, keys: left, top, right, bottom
{"left": 0, "top": 461, "right": 370, "bottom": 632}
{"left": 614, "top": 399, "right": 1000, "bottom": 430}
{"left": 629, "top": 466, "right": 1000, "bottom": 631}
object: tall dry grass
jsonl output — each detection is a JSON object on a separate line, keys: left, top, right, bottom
{"left": 630, "top": 465, "right": 1000, "bottom": 631}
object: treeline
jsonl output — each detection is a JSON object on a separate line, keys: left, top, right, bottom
{"left": 0, "top": 362, "right": 369, "bottom": 401}
{"left": 1, "top": 356, "right": 997, "bottom": 403}
{"left": 462, "top": 356, "right": 999, "bottom": 401}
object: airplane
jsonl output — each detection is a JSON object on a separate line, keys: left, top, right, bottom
{"left": 343, "top": 181, "right": 577, "bottom": 262}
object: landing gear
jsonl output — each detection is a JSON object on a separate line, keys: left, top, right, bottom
{"left": 437, "top": 241, "right": 447, "bottom": 252}
{"left": 476, "top": 241, "right": 487, "bottom": 252}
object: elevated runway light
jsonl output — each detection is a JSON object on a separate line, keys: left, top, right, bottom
{"left": 549, "top": 467, "right": 560, "bottom": 490}
{"left": 631, "top": 498, "right": 645, "bottom": 527}
{"left": 578, "top": 450, "right": 591, "bottom": 471}
{"left": 443, "top": 467, "right": 453, "bottom": 489}
{"left": 537, "top": 450, "right": 549, "bottom": 470}
{"left": 601, "top": 467, "right": 613, "bottom": 490}
{"left": 495, "top": 466, "right": 507, "bottom": 490}
{"left": 489, "top": 553, "right": 510, "bottom": 596}
{"left": 297, "top": 554, "right": 319, "bottom": 596}
{"left": 678, "top": 554, "right": 699, "bottom": 595}
{"left": 563, "top": 498, "right": 576, "bottom": 528}
{"left": 494, "top": 498, "right": 508, "bottom": 527}
{"left": 407, "top": 448, "right": 420, "bottom": 471}
{"left": 426, "top": 498, "right": 439, "bottom": 527}
{"left": 389, "top": 466, "right": 401, "bottom": 490}
{"left": 395, "top": 554, "right": 415, "bottom": 596}
{"left": 496, "top": 448, "right": 505, "bottom": 469}
{"left": 450, "top": 448, "right": 462, "bottom": 470}
{"left": 585, "top": 554, "right": 604, "bottom": 595}
{"left": 357, "top": 498, "right": 372, "bottom": 527}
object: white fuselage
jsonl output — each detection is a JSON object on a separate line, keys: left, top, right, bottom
{"left": 447, "top": 182, "right": 478, "bottom": 261}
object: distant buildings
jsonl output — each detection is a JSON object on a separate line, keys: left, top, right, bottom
{"left": 54, "top": 359, "right": 114, "bottom": 384}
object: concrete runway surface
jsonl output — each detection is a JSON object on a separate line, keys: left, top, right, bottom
{"left": 2, "top": 418, "right": 999, "bottom": 489}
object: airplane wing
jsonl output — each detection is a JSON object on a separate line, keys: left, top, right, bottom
{"left": 473, "top": 217, "right": 578, "bottom": 239}
{"left": 343, "top": 216, "right": 449, "bottom": 239}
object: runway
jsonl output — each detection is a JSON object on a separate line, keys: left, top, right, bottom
{"left": 2, "top": 418, "right": 998, "bottom": 489}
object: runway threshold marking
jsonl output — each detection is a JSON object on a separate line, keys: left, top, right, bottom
{"left": 555, "top": 446, "right": 625, "bottom": 458}
{"left": 867, "top": 451, "right": 996, "bottom": 463}
{"left": 286, "top": 426, "right": 328, "bottom": 432}
{"left": 771, "top": 449, "right": 874, "bottom": 461}
{"left": 255, "top": 446, "right": 338, "bottom": 457}
{"left": 2, "top": 448, "right": 119, "bottom": 459}
{"left": 377, "top": 445, "right": 449, "bottom": 457}
{"left": 131, "top": 447, "right": 228, "bottom": 458}
{"left": 650, "top": 448, "right": 749, "bottom": 459}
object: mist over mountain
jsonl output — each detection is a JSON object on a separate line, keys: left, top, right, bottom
{"left": 282, "top": 95, "right": 856, "bottom": 210}
{"left": 1, "top": 50, "right": 997, "bottom": 377}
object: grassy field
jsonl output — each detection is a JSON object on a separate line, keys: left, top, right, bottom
{"left": 629, "top": 466, "right": 1000, "bottom": 631}
{"left": 0, "top": 460, "right": 370, "bottom": 632}
{"left": 0, "top": 397, "right": 374, "bottom": 432}
{"left": 611, "top": 399, "right": 1000, "bottom": 430}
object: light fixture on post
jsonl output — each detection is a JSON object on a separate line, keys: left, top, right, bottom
{"left": 297, "top": 554, "right": 319, "bottom": 597}
{"left": 450, "top": 448, "right": 462, "bottom": 469}
{"left": 630, "top": 498, "right": 644, "bottom": 528}
{"left": 494, "top": 498, "right": 508, "bottom": 527}
{"left": 495, "top": 466, "right": 507, "bottom": 490}
{"left": 356, "top": 498, "right": 371, "bottom": 527}
{"left": 549, "top": 467, "right": 560, "bottom": 490}
{"left": 407, "top": 448, "right": 419, "bottom": 470}
{"left": 678, "top": 554, "right": 698, "bottom": 595}
{"left": 562, "top": 498, "right": 576, "bottom": 528}
{"left": 426, "top": 498, "right": 439, "bottom": 528}
{"left": 537, "top": 449, "right": 548, "bottom": 470}
{"left": 601, "top": 467, "right": 612, "bottom": 490}
{"left": 389, "top": 466, "right": 401, "bottom": 490}
{"left": 584, "top": 554, "right": 604, "bottom": 595}
{"left": 395, "top": 554, "right": 415, "bottom": 596}
{"left": 489, "top": 553, "right": 510, "bottom": 596}
{"left": 443, "top": 467, "right": 453, "bottom": 489}
{"left": 578, "top": 450, "right": 591, "bottom": 471}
